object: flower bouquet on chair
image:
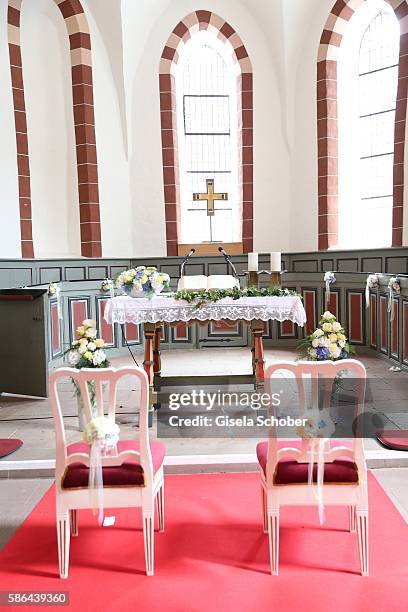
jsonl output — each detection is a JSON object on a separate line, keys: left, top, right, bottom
{"left": 298, "top": 311, "right": 354, "bottom": 362}
{"left": 115, "top": 266, "right": 170, "bottom": 298}
{"left": 64, "top": 318, "right": 110, "bottom": 430}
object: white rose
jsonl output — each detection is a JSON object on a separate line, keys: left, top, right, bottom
{"left": 312, "top": 338, "right": 319, "bottom": 348}
{"left": 92, "top": 349, "right": 106, "bottom": 366}
{"left": 78, "top": 345, "right": 87, "bottom": 355}
{"left": 313, "top": 329, "right": 324, "bottom": 338}
{"left": 332, "top": 321, "right": 341, "bottom": 332}
{"left": 87, "top": 342, "right": 96, "bottom": 351}
{"left": 323, "top": 311, "right": 333, "bottom": 320}
{"left": 83, "top": 318, "right": 96, "bottom": 328}
{"left": 85, "top": 328, "right": 97, "bottom": 338}
{"left": 68, "top": 350, "right": 81, "bottom": 365}
{"left": 331, "top": 347, "right": 341, "bottom": 359}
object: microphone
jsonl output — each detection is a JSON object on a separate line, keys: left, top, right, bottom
{"left": 180, "top": 248, "right": 196, "bottom": 277}
{"left": 187, "top": 248, "right": 196, "bottom": 259}
{"left": 218, "top": 246, "right": 237, "bottom": 279}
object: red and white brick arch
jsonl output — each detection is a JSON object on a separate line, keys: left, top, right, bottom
{"left": 159, "top": 10, "right": 253, "bottom": 255}
{"left": 317, "top": 0, "right": 408, "bottom": 250}
{"left": 7, "top": 0, "right": 102, "bottom": 258}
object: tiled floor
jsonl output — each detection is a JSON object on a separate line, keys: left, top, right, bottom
{"left": 1, "top": 347, "right": 408, "bottom": 551}
{"left": 1, "top": 347, "right": 408, "bottom": 461}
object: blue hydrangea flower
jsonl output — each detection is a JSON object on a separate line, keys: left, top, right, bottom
{"left": 316, "top": 346, "right": 330, "bottom": 360}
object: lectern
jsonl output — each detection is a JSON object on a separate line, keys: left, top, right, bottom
{"left": 0, "top": 289, "right": 48, "bottom": 397}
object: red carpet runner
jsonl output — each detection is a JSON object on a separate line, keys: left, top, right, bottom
{"left": 0, "top": 472, "right": 407, "bottom": 612}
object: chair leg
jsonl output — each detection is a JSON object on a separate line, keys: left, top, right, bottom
{"left": 267, "top": 510, "right": 279, "bottom": 575}
{"left": 142, "top": 511, "right": 154, "bottom": 576}
{"left": 70, "top": 510, "right": 78, "bottom": 536}
{"left": 356, "top": 511, "right": 369, "bottom": 576}
{"left": 57, "top": 511, "right": 70, "bottom": 579}
{"left": 349, "top": 505, "right": 356, "bottom": 533}
{"left": 156, "top": 483, "right": 165, "bottom": 532}
{"left": 261, "top": 485, "right": 267, "bottom": 533}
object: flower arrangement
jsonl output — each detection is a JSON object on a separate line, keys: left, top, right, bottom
{"left": 66, "top": 319, "right": 109, "bottom": 369}
{"left": 48, "top": 283, "right": 59, "bottom": 296}
{"left": 388, "top": 275, "right": 401, "bottom": 294}
{"left": 299, "top": 311, "right": 354, "bottom": 361}
{"left": 84, "top": 416, "right": 119, "bottom": 452}
{"left": 65, "top": 319, "right": 110, "bottom": 430}
{"left": 366, "top": 274, "right": 379, "bottom": 307}
{"left": 101, "top": 278, "right": 114, "bottom": 296}
{"left": 115, "top": 266, "right": 170, "bottom": 299}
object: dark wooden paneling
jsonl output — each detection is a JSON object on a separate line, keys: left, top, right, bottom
{"left": 39, "top": 267, "right": 62, "bottom": 284}
{"left": 385, "top": 257, "right": 408, "bottom": 274}
{"left": 66, "top": 267, "right": 86, "bottom": 281}
{"left": 362, "top": 257, "right": 382, "bottom": 272}
{"left": 294, "top": 260, "right": 318, "bottom": 273}
{"left": 88, "top": 266, "right": 108, "bottom": 279}
{"left": 0, "top": 267, "right": 32, "bottom": 288}
{"left": 338, "top": 259, "right": 359, "bottom": 272}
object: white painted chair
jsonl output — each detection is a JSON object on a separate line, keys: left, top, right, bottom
{"left": 49, "top": 366, "right": 165, "bottom": 578}
{"left": 257, "top": 359, "right": 368, "bottom": 575}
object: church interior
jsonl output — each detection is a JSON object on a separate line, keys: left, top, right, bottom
{"left": 1, "top": 0, "right": 408, "bottom": 609}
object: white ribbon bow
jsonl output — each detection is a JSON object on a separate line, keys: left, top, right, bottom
{"left": 365, "top": 274, "right": 378, "bottom": 308}
{"left": 324, "top": 272, "right": 336, "bottom": 307}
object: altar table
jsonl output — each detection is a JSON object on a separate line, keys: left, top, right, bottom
{"left": 104, "top": 294, "right": 306, "bottom": 387}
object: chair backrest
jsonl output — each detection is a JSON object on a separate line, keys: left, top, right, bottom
{"left": 263, "top": 359, "right": 367, "bottom": 481}
{"left": 49, "top": 366, "right": 152, "bottom": 488}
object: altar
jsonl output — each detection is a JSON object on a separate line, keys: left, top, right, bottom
{"left": 104, "top": 294, "right": 306, "bottom": 391}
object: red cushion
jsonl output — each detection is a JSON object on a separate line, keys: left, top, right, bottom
{"left": 62, "top": 440, "right": 165, "bottom": 489}
{"left": 256, "top": 441, "right": 358, "bottom": 485}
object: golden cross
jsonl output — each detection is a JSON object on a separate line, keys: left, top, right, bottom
{"left": 193, "top": 179, "right": 228, "bottom": 217}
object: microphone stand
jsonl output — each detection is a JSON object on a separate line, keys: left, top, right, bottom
{"left": 180, "top": 248, "right": 196, "bottom": 277}
{"left": 218, "top": 247, "right": 238, "bottom": 279}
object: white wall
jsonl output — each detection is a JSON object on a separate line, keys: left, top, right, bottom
{"left": 122, "top": 0, "right": 292, "bottom": 255}
{"left": 21, "top": 0, "right": 81, "bottom": 258}
{"left": 6, "top": 0, "right": 391, "bottom": 258}
{"left": 82, "top": 0, "right": 132, "bottom": 257}
{"left": 288, "top": 0, "right": 336, "bottom": 252}
{"left": 0, "top": 2, "right": 22, "bottom": 258}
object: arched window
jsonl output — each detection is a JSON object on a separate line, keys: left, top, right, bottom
{"left": 176, "top": 33, "right": 239, "bottom": 246}
{"left": 356, "top": 9, "right": 399, "bottom": 246}
{"left": 338, "top": 3, "right": 400, "bottom": 248}
{"left": 318, "top": 0, "right": 404, "bottom": 250}
{"left": 159, "top": 11, "right": 253, "bottom": 256}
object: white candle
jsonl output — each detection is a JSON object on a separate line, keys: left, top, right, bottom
{"left": 270, "top": 252, "right": 281, "bottom": 272}
{"left": 248, "top": 252, "right": 258, "bottom": 271}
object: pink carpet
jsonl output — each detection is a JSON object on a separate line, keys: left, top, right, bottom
{"left": 0, "top": 472, "right": 407, "bottom": 612}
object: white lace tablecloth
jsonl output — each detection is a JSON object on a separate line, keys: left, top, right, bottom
{"left": 104, "top": 295, "right": 306, "bottom": 327}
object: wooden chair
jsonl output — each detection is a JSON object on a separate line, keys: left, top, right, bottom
{"left": 257, "top": 359, "right": 368, "bottom": 575}
{"left": 49, "top": 366, "right": 165, "bottom": 578}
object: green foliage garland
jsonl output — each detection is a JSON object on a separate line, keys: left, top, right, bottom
{"left": 173, "top": 286, "right": 300, "bottom": 310}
